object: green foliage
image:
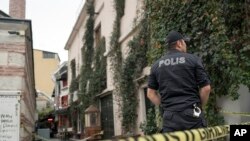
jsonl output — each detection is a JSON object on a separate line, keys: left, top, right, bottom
{"left": 79, "top": 0, "right": 95, "bottom": 113}
{"left": 74, "top": 0, "right": 249, "bottom": 135}
{"left": 78, "top": 0, "right": 107, "bottom": 128}
{"left": 69, "top": 59, "right": 78, "bottom": 94}
{"left": 69, "top": 101, "right": 78, "bottom": 132}
{"left": 109, "top": 0, "right": 125, "bottom": 129}
{"left": 110, "top": 0, "right": 151, "bottom": 132}
{"left": 38, "top": 107, "right": 53, "bottom": 120}
{"left": 140, "top": 108, "right": 158, "bottom": 135}
{"left": 109, "top": 0, "right": 124, "bottom": 84}
{"left": 69, "top": 1, "right": 96, "bottom": 131}
{"left": 89, "top": 38, "right": 107, "bottom": 96}
{"left": 120, "top": 18, "right": 149, "bottom": 131}
{"left": 146, "top": 0, "right": 250, "bottom": 126}
{"left": 70, "top": 59, "right": 76, "bottom": 79}
{"left": 69, "top": 77, "right": 79, "bottom": 98}
{"left": 69, "top": 59, "right": 79, "bottom": 131}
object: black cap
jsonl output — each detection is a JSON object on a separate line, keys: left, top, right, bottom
{"left": 165, "top": 31, "right": 190, "bottom": 45}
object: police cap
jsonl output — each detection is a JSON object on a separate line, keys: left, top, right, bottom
{"left": 165, "top": 31, "right": 190, "bottom": 46}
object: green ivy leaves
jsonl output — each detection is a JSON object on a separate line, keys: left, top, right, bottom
{"left": 146, "top": 0, "right": 250, "bottom": 126}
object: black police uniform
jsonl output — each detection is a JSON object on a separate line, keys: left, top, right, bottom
{"left": 148, "top": 49, "right": 211, "bottom": 132}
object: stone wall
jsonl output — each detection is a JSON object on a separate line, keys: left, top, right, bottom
{"left": 0, "top": 19, "right": 36, "bottom": 141}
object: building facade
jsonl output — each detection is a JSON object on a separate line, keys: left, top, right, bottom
{"left": 64, "top": 0, "right": 147, "bottom": 139}
{"left": 64, "top": 0, "right": 250, "bottom": 140}
{"left": 0, "top": 14, "right": 36, "bottom": 141}
{"left": 52, "top": 62, "right": 72, "bottom": 136}
{"left": 33, "top": 49, "right": 60, "bottom": 111}
{"left": 34, "top": 49, "right": 60, "bottom": 97}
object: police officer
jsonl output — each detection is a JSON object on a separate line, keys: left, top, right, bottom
{"left": 147, "top": 31, "right": 211, "bottom": 132}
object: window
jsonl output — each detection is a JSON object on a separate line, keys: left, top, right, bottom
{"left": 61, "top": 95, "right": 68, "bottom": 107}
{"left": 43, "top": 51, "right": 55, "bottom": 58}
{"left": 101, "top": 94, "right": 114, "bottom": 139}
{"left": 95, "top": 25, "right": 101, "bottom": 47}
{"left": 58, "top": 82, "right": 61, "bottom": 94}
{"left": 77, "top": 112, "right": 82, "bottom": 133}
{"left": 62, "top": 79, "right": 68, "bottom": 87}
{"left": 70, "top": 59, "right": 76, "bottom": 79}
{"left": 90, "top": 113, "right": 97, "bottom": 126}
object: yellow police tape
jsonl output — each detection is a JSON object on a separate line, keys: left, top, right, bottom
{"left": 106, "top": 122, "right": 250, "bottom": 141}
{"left": 220, "top": 110, "right": 250, "bottom": 117}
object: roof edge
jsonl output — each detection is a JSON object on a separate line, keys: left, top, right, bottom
{"left": 64, "top": 2, "right": 88, "bottom": 50}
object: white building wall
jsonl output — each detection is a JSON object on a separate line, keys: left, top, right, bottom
{"left": 60, "top": 84, "right": 69, "bottom": 97}
{"left": 115, "top": 0, "right": 144, "bottom": 135}
{"left": 137, "top": 84, "right": 147, "bottom": 134}
{"left": 66, "top": 0, "right": 147, "bottom": 136}
{"left": 78, "top": 20, "right": 86, "bottom": 70}
{"left": 217, "top": 85, "right": 250, "bottom": 124}
{"left": 68, "top": 33, "right": 83, "bottom": 83}
{"left": 94, "top": 0, "right": 122, "bottom": 135}
{"left": 69, "top": 40, "right": 78, "bottom": 74}
{"left": 93, "top": 0, "right": 144, "bottom": 136}
{"left": 120, "top": 0, "right": 137, "bottom": 40}
{"left": 101, "top": 0, "right": 116, "bottom": 90}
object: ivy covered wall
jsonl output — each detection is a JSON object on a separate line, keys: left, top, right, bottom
{"left": 109, "top": 0, "right": 150, "bottom": 133}
{"left": 77, "top": 0, "right": 107, "bottom": 126}
{"left": 68, "top": 0, "right": 250, "bottom": 136}
{"left": 145, "top": 0, "right": 250, "bottom": 126}
{"left": 109, "top": 0, "right": 250, "bottom": 134}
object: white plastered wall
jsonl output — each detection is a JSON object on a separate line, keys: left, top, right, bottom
{"left": 217, "top": 85, "right": 250, "bottom": 124}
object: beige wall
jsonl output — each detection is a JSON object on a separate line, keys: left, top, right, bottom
{"left": 90, "top": 0, "right": 116, "bottom": 91}
{"left": 112, "top": 0, "right": 144, "bottom": 135}
{"left": 94, "top": 0, "right": 144, "bottom": 135}
{"left": 33, "top": 49, "right": 60, "bottom": 97}
{"left": 65, "top": 0, "right": 145, "bottom": 136}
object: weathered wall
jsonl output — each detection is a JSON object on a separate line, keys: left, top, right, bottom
{"left": 0, "top": 20, "right": 36, "bottom": 141}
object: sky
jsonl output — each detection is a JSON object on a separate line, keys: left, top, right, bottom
{"left": 0, "top": 0, "right": 85, "bottom": 62}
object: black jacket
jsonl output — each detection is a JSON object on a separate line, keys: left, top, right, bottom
{"left": 148, "top": 49, "right": 210, "bottom": 111}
